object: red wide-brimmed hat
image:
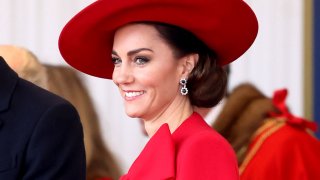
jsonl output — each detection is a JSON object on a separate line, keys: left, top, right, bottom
{"left": 59, "top": 0, "right": 258, "bottom": 79}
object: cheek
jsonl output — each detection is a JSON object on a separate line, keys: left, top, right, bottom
{"left": 135, "top": 72, "right": 155, "bottom": 88}
{"left": 140, "top": 70, "right": 179, "bottom": 95}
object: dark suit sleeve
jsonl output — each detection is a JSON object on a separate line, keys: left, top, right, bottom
{"left": 23, "top": 102, "right": 86, "bottom": 180}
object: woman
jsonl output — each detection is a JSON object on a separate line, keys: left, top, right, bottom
{"left": 59, "top": 0, "right": 258, "bottom": 179}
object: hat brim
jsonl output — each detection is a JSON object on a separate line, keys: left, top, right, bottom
{"left": 59, "top": 0, "right": 258, "bottom": 79}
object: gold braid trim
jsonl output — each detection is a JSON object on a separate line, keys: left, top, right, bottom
{"left": 239, "top": 119, "right": 285, "bottom": 175}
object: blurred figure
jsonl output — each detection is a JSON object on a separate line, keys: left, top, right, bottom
{"left": 212, "top": 83, "right": 320, "bottom": 180}
{"left": 45, "top": 66, "right": 121, "bottom": 180}
{"left": 212, "top": 84, "right": 277, "bottom": 162}
{"left": 0, "top": 54, "right": 85, "bottom": 179}
{"left": 0, "top": 45, "right": 121, "bottom": 180}
{"left": 0, "top": 45, "right": 48, "bottom": 88}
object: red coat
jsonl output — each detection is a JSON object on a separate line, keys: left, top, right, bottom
{"left": 240, "top": 119, "right": 320, "bottom": 180}
{"left": 240, "top": 89, "right": 320, "bottom": 180}
{"left": 96, "top": 178, "right": 113, "bottom": 180}
{"left": 120, "top": 112, "right": 239, "bottom": 180}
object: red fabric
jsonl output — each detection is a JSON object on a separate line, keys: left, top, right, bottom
{"left": 59, "top": 0, "right": 258, "bottom": 79}
{"left": 241, "top": 124, "right": 320, "bottom": 180}
{"left": 121, "top": 112, "right": 239, "bottom": 180}
{"left": 269, "top": 89, "right": 317, "bottom": 131}
{"left": 96, "top": 178, "right": 113, "bottom": 180}
{"left": 120, "top": 123, "right": 175, "bottom": 180}
{"left": 241, "top": 88, "right": 320, "bottom": 180}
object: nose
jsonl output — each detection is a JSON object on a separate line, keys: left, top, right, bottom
{"left": 112, "top": 63, "right": 134, "bottom": 85}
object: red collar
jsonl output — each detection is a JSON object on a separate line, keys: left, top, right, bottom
{"left": 120, "top": 112, "right": 206, "bottom": 180}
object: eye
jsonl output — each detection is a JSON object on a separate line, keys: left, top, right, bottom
{"left": 135, "top": 56, "right": 150, "bottom": 65}
{"left": 111, "top": 56, "right": 122, "bottom": 65}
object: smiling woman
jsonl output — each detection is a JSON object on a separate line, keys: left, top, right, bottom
{"left": 58, "top": 0, "right": 258, "bottom": 179}
{"left": 112, "top": 24, "right": 189, "bottom": 128}
{"left": 111, "top": 22, "right": 227, "bottom": 137}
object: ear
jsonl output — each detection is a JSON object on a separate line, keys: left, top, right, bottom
{"left": 180, "top": 53, "right": 199, "bottom": 77}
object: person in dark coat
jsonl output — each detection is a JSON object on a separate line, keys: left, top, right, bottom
{"left": 0, "top": 56, "right": 86, "bottom": 180}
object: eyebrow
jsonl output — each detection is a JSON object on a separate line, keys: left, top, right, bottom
{"left": 112, "top": 48, "right": 154, "bottom": 56}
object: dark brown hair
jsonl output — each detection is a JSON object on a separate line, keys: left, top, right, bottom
{"left": 146, "top": 22, "right": 227, "bottom": 108}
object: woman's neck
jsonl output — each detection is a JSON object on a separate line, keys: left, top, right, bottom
{"left": 143, "top": 97, "right": 193, "bottom": 137}
{"left": 193, "top": 106, "right": 212, "bottom": 118}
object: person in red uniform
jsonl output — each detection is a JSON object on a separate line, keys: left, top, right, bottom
{"left": 239, "top": 89, "right": 320, "bottom": 180}
{"left": 211, "top": 84, "right": 320, "bottom": 180}
{"left": 58, "top": 0, "right": 258, "bottom": 179}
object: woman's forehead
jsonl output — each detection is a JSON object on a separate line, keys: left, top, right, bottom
{"left": 112, "top": 24, "right": 170, "bottom": 55}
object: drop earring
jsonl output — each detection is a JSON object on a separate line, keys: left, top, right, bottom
{"left": 180, "top": 78, "right": 188, "bottom": 95}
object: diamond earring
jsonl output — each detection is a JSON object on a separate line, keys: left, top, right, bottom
{"left": 180, "top": 78, "right": 188, "bottom": 95}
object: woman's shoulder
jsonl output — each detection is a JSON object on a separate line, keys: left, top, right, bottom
{"left": 176, "top": 113, "right": 236, "bottom": 160}
{"left": 175, "top": 121, "right": 239, "bottom": 179}
{"left": 175, "top": 112, "right": 232, "bottom": 150}
{"left": 183, "top": 128, "right": 233, "bottom": 153}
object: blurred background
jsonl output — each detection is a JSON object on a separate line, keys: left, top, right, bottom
{"left": 0, "top": 0, "right": 318, "bottom": 173}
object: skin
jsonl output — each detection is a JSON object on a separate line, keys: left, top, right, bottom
{"left": 112, "top": 23, "right": 198, "bottom": 137}
{"left": 193, "top": 106, "right": 212, "bottom": 118}
{"left": 0, "top": 45, "right": 30, "bottom": 72}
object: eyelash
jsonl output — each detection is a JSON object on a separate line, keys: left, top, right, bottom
{"left": 111, "top": 57, "right": 121, "bottom": 65}
{"left": 134, "top": 56, "right": 150, "bottom": 65}
{"left": 111, "top": 56, "right": 150, "bottom": 66}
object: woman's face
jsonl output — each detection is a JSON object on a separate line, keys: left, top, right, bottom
{"left": 112, "top": 24, "right": 185, "bottom": 120}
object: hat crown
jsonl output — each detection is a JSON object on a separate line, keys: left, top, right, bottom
{"left": 59, "top": 0, "right": 258, "bottom": 78}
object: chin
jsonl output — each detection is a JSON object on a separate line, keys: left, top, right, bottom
{"left": 125, "top": 104, "right": 146, "bottom": 118}
{"left": 125, "top": 110, "right": 142, "bottom": 118}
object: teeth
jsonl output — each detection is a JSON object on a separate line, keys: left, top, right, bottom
{"left": 125, "top": 91, "right": 144, "bottom": 98}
